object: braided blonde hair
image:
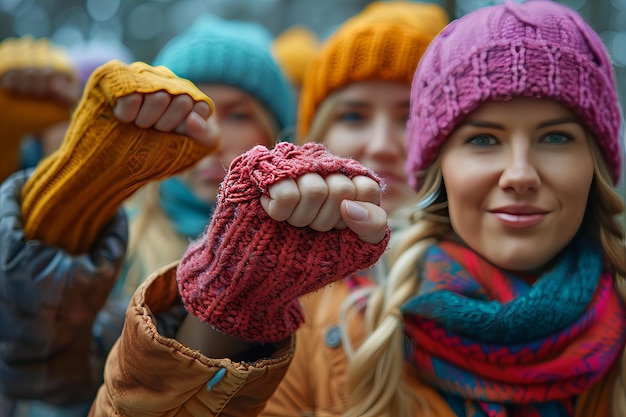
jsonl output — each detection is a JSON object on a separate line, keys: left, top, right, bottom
{"left": 341, "top": 138, "right": 626, "bottom": 417}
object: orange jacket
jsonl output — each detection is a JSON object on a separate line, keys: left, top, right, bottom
{"left": 90, "top": 263, "right": 622, "bottom": 416}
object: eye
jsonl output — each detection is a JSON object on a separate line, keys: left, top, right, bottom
{"left": 224, "top": 110, "right": 253, "bottom": 122}
{"left": 336, "top": 111, "right": 365, "bottom": 124}
{"left": 467, "top": 134, "right": 497, "bottom": 146}
{"left": 541, "top": 132, "right": 573, "bottom": 144}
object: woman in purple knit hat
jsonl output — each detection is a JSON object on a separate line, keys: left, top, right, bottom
{"left": 1, "top": 0, "right": 623, "bottom": 415}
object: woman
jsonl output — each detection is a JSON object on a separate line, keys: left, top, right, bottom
{"left": 118, "top": 14, "right": 295, "bottom": 300}
{"left": 298, "top": 1, "right": 448, "bottom": 219}
{"left": 90, "top": 1, "right": 625, "bottom": 415}
{"left": 4, "top": 0, "right": 624, "bottom": 415}
{"left": 0, "top": 14, "right": 294, "bottom": 417}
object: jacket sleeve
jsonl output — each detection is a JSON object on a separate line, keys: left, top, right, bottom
{"left": 0, "top": 169, "right": 128, "bottom": 406}
{"left": 90, "top": 264, "right": 294, "bottom": 417}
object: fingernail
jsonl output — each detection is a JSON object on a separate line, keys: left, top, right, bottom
{"left": 345, "top": 201, "right": 368, "bottom": 221}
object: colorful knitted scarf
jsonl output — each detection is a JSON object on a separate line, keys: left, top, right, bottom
{"left": 400, "top": 237, "right": 626, "bottom": 417}
{"left": 159, "top": 177, "right": 214, "bottom": 240}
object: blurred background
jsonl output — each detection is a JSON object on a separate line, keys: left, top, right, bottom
{"left": 1, "top": 0, "right": 625, "bottom": 193}
{"left": 0, "top": 0, "right": 623, "bottom": 103}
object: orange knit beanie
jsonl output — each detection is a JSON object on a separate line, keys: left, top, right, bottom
{"left": 272, "top": 25, "right": 321, "bottom": 88}
{"left": 297, "top": 1, "right": 448, "bottom": 140}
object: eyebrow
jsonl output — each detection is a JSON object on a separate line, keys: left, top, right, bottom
{"left": 460, "top": 117, "right": 581, "bottom": 130}
{"left": 218, "top": 97, "right": 249, "bottom": 109}
{"left": 537, "top": 117, "right": 580, "bottom": 128}
{"left": 335, "top": 99, "right": 410, "bottom": 108}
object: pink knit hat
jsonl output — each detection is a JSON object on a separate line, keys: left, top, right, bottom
{"left": 406, "top": 0, "right": 623, "bottom": 188}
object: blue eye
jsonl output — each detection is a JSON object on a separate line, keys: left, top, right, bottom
{"left": 337, "top": 112, "right": 365, "bottom": 123}
{"left": 542, "top": 132, "right": 572, "bottom": 144}
{"left": 468, "top": 135, "right": 496, "bottom": 146}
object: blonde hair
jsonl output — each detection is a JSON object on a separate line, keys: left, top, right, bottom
{"left": 122, "top": 95, "right": 280, "bottom": 296}
{"left": 298, "top": 92, "right": 338, "bottom": 145}
{"left": 341, "top": 139, "right": 625, "bottom": 417}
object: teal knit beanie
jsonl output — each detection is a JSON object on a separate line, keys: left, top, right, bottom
{"left": 153, "top": 15, "right": 296, "bottom": 134}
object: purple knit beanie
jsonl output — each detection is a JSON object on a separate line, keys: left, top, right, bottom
{"left": 407, "top": 0, "right": 623, "bottom": 188}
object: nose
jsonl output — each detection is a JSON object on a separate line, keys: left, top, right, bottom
{"left": 498, "top": 140, "right": 541, "bottom": 193}
{"left": 366, "top": 112, "right": 404, "bottom": 161}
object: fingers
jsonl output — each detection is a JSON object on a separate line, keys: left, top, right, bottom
{"left": 112, "top": 93, "right": 143, "bottom": 123}
{"left": 134, "top": 91, "right": 171, "bottom": 128}
{"left": 260, "top": 178, "right": 301, "bottom": 222}
{"left": 341, "top": 201, "right": 388, "bottom": 244}
{"left": 153, "top": 94, "right": 193, "bottom": 131}
{"left": 0, "top": 68, "right": 79, "bottom": 107}
{"left": 112, "top": 92, "right": 218, "bottom": 147}
{"left": 260, "top": 173, "right": 385, "bottom": 241}
{"left": 185, "top": 110, "right": 220, "bottom": 148}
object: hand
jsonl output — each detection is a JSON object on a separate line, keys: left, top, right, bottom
{"left": 113, "top": 91, "right": 218, "bottom": 148}
{"left": 177, "top": 142, "right": 391, "bottom": 343}
{"left": 0, "top": 67, "right": 80, "bottom": 107}
{"left": 261, "top": 173, "right": 387, "bottom": 244}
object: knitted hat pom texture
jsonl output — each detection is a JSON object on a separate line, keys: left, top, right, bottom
{"left": 407, "top": 0, "right": 623, "bottom": 188}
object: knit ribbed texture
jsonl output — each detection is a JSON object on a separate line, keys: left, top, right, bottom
{"left": 0, "top": 36, "right": 77, "bottom": 182}
{"left": 407, "top": 0, "right": 623, "bottom": 188}
{"left": 177, "top": 142, "right": 391, "bottom": 343}
{"left": 21, "top": 60, "right": 216, "bottom": 254}
{"left": 153, "top": 14, "right": 295, "bottom": 133}
{"left": 297, "top": 1, "right": 448, "bottom": 140}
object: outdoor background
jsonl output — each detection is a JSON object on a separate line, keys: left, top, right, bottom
{"left": 1, "top": 0, "right": 625, "bottom": 194}
{"left": 0, "top": 0, "right": 623, "bottom": 107}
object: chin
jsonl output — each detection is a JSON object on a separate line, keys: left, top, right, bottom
{"left": 490, "top": 253, "right": 556, "bottom": 275}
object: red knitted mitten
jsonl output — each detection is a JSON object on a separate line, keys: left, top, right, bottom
{"left": 177, "top": 142, "right": 390, "bottom": 343}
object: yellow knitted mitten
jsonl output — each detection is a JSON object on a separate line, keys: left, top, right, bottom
{"left": 21, "top": 60, "right": 217, "bottom": 254}
{"left": 0, "top": 36, "right": 76, "bottom": 182}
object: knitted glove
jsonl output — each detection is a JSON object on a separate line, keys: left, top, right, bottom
{"left": 0, "top": 36, "right": 77, "bottom": 182}
{"left": 177, "top": 142, "right": 390, "bottom": 343}
{"left": 21, "top": 60, "right": 216, "bottom": 254}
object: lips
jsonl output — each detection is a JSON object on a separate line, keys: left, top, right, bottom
{"left": 489, "top": 206, "right": 549, "bottom": 228}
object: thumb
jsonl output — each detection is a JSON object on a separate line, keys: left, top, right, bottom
{"left": 340, "top": 200, "right": 388, "bottom": 244}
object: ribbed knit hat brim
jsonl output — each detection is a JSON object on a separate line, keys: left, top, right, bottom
{"left": 153, "top": 15, "right": 296, "bottom": 133}
{"left": 296, "top": 1, "right": 448, "bottom": 140}
{"left": 407, "top": 0, "right": 622, "bottom": 187}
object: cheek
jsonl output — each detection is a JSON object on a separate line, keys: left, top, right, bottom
{"left": 323, "top": 125, "right": 368, "bottom": 157}
{"left": 441, "top": 158, "right": 492, "bottom": 238}
{"left": 561, "top": 175, "right": 594, "bottom": 227}
{"left": 445, "top": 179, "right": 485, "bottom": 238}
{"left": 220, "top": 125, "right": 272, "bottom": 161}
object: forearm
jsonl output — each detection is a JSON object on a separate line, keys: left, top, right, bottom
{"left": 176, "top": 313, "right": 268, "bottom": 360}
{"left": 91, "top": 266, "right": 294, "bottom": 416}
{"left": 20, "top": 61, "right": 213, "bottom": 254}
{"left": 0, "top": 170, "right": 128, "bottom": 405}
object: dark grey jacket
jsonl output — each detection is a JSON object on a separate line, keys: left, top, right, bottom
{"left": 0, "top": 169, "right": 127, "bottom": 409}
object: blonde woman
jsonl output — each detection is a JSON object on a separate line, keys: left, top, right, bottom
{"left": 298, "top": 1, "right": 448, "bottom": 221}
{"left": 4, "top": 1, "right": 624, "bottom": 416}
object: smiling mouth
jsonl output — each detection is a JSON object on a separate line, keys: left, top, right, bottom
{"left": 491, "top": 212, "right": 546, "bottom": 228}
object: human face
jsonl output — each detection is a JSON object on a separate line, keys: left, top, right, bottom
{"left": 440, "top": 97, "right": 594, "bottom": 273}
{"left": 177, "top": 84, "right": 274, "bottom": 203}
{"left": 323, "top": 81, "right": 414, "bottom": 214}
